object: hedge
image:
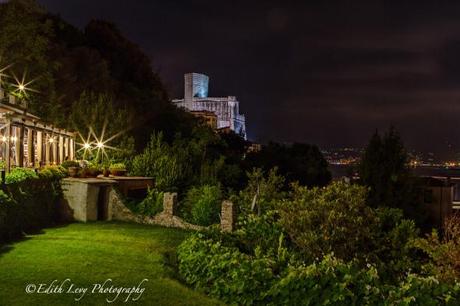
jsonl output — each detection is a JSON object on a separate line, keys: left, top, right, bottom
{"left": 177, "top": 233, "right": 276, "bottom": 305}
{"left": 0, "top": 167, "right": 66, "bottom": 244}
{"left": 177, "top": 233, "right": 460, "bottom": 306}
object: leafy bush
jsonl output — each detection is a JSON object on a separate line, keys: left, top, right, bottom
{"left": 178, "top": 233, "right": 460, "bottom": 305}
{"left": 5, "top": 167, "right": 38, "bottom": 184}
{"left": 279, "top": 182, "right": 377, "bottom": 262}
{"left": 234, "top": 211, "right": 285, "bottom": 257}
{"left": 122, "top": 187, "right": 164, "bottom": 217}
{"left": 371, "top": 207, "right": 421, "bottom": 280}
{"left": 0, "top": 189, "right": 17, "bottom": 242}
{"left": 277, "top": 181, "right": 419, "bottom": 280}
{"left": 38, "top": 165, "right": 67, "bottom": 179}
{"left": 267, "top": 255, "right": 383, "bottom": 305}
{"left": 386, "top": 274, "right": 460, "bottom": 305}
{"left": 412, "top": 215, "right": 460, "bottom": 283}
{"left": 131, "top": 132, "right": 191, "bottom": 191}
{"left": 177, "top": 233, "right": 276, "bottom": 305}
{"left": 232, "top": 168, "right": 285, "bottom": 216}
{"left": 182, "top": 185, "right": 222, "bottom": 226}
{"left": 199, "top": 157, "right": 225, "bottom": 186}
{"left": 177, "top": 178, "right": 460, "bottom": 305}
{"left": 0, "top": 167, "right": 64, "bottom": 243}
{"left": 134, "top": 188, "right": 163, "bottom": 216}
{"left": 109, "top": 162, "right": 126, "bottom": 171}
{"left": 61, "top": 160, "right": 79, "bottom": 169}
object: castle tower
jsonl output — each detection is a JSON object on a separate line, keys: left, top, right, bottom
{"left": 173, "top": 73, "right": 246, "bottom": 139}
{"left": 184, "top": 73, "right": 209, "bottom": 108}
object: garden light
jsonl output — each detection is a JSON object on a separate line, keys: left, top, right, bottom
{"left": 96, "top": 142, "right": 104, "bottom": 149}
{"left": 11, "top": 71, "right": 39, "bottom": 97}
{"left": 83, "top": 143, "right": 91, "bottom": 149}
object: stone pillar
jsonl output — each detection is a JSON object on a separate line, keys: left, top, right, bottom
{"left": 16, "top": 125, "right": 24, "bottom": 167}
{"left": 59, "top": 135, "right": 64, "bottom": 163}
{"left": 64, "top": 137, "right": 69, "bottom": 159}
{"left": 221, "top": 200, "right": 236, "bottom": 232}
{"left": 27, "top": 128, "right": 34, "bottom": 167}
{"left": 45, "top": 133, "right": 50, "bottom": 165}
{"left": 1, "top": 129, "right": 5, "bottom": 165}
{"left": 163, "top": 192, "right": 178, "bottom": 216}
{"left": 52, "top": 136, "right": 57, "bottom": 164}
{"left": 5, "top": 122, "right": 11, "bottom": 172}
{"left": 69, "top": 138, "right": 75, "bottom": 160}
{"left": 36, "top": 131, "right": 43, "bottom": 164}
{"left": 0, "top": 75, "right": 3, "bottom": 100}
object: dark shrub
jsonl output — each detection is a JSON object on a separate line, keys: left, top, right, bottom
{"left": 182, "top": 185, "right": 222, "bottom": 226}
{"left": 130, "top": 188, "right": 164, "bottom": 217}
{"left": 5, "top": 167, "right": 38, "bottom": 184}
{"left": 0, "top": 168, "right": 64, "bottom": 244}
{"left": 61, "top": 160, "right": 80, "bottom": 169}
{"left": 177, "top": 233, "right": 276, "bottom": 305}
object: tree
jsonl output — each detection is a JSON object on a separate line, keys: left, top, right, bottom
{"left": 0, "top": 1, "right": 199, "bottom": 152}
{"left": 278, "top": 181, "right": 420, "bottom": 279}
{"left": 244, "top": 142, "right": 331, "bottom": 188}
{"left": 69, "top": 92, "right": 135, "bottom": 162}
{"left": 359, "top": 127, "right": 426, "bottom": 225}
{"left": 234, "top": 168, "right": 286, "bottom": 216}
{"left": 130, "top": 132, "right": 192, "bottom": 191}
{"left": 0, "top": 0, "right": 56, "bottom": 119}
{"left": 413, "top": 214, "right": 460, "bottom": 282}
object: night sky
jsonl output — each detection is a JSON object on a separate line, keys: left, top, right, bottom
{"left": 38, "top": 0, "right": 460, "bottom": 157}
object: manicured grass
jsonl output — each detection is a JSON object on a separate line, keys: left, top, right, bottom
{"left": 0, "top": 222, "right": 222, "bottom": 305}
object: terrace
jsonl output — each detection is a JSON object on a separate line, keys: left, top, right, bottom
{"left": 0, "top": 78, "right": 76, "bottom": 171}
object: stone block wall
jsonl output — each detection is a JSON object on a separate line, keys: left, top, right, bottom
{"left": 163, "top": 192, "right": 178, "bottom": 215}
{"left": 221, "top": 200, "right": 236, "bottom": 232}
{"left": 63, "top": 179, "right": 237, "bottom": 233}
{"left": 62, "top": 178, "right": 115, "bottom": 222}
{"left": 111, "top": 190, "right": 202, "bottom": 231}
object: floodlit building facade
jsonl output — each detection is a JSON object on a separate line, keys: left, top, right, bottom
{"left": 190, "top": 110, "right": 218, "bottom": 130}
{"left": 172, "top": 73, "right": 247, "bottom": 139}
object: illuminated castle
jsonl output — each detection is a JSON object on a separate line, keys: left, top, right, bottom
{"left": 172, "top": 73, "right": 246, "bottom": 139}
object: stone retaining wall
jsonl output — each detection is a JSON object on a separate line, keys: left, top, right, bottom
{"left": 63, "top": 177, "right": 237, "bottom": 232}
{"left": 111, "top": 190, "right": 203, "bottom": 231}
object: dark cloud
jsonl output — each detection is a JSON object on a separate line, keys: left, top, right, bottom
{"left": 37, "top": 0, "right": 460, "bottom": 156}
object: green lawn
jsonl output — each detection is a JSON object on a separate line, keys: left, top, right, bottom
{"left": 0, "top": 222, "right": 222, "bottom": 305}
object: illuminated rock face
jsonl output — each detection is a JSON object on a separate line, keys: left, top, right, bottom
{"left": 172, "top": 73, "right": 247, "bottom": 139}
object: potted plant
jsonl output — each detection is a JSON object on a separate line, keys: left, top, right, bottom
{"left": 109, "top": 162, "right": 127, "bottom": 176}
{"left": 61, "top": 160, "right": 80, "bottom": 178}
{"left": 87, "top": 161, "right": 102, "bottom": 178}
{"left": 78, "top": 160, "right": 90, "bottom": 178}
{"left": 102, "top": 160, "right": 111, "bottom": 177}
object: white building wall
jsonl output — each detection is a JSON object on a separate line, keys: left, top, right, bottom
{"left": 172, "top": 73, "right": 247, "bottom": 139}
